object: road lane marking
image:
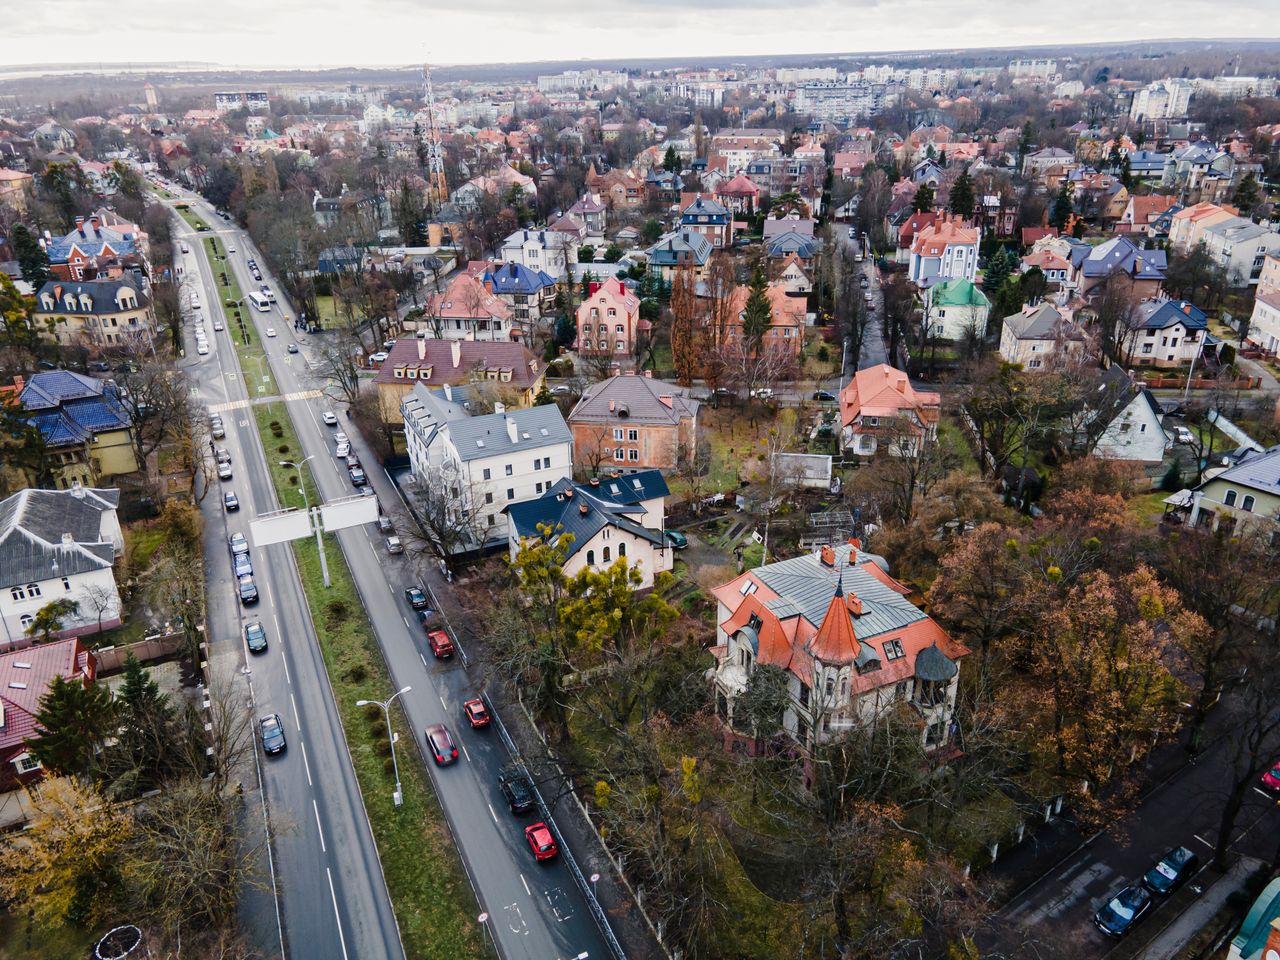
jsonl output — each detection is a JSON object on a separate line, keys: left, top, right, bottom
{"left": 1193, "top": 834, "right": 1213, "bottom": 849}
{"left": 291, "top": 693, "right": 301, "bottom": 730}
{"left": 461, "top": 746, "right": 471, "bottom": 763}
{"left": 313, "top": 799, "right": 326, "bottom": 852}
{"left": 282, "top": 654, "right": 291, "bottom": 685}
{"left": 1254, "top": 787, "right": 1273, "bottom": 800}
{"left": 488, "top": 803, "right": 498, "bottom": 823}
{"left": 420, "top": 652, "right": 427, "bottom": 668}
{"left": 402, "top": 616, "right": 410, "bottom": 629}
{"left": 327, "top": 868, "right": 350, "bottom": 959}
{"left": 300, "top": 740, "right": 313, "bottom": 786}
{"left": 521, "top": 874, "right": 531, "bottom": 896}
{"left": 440, "top": 695, "right": 448, "bottom": 710}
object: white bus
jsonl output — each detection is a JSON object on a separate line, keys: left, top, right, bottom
{"left": 247, "top": 292, "right": 272, "bottom": 312}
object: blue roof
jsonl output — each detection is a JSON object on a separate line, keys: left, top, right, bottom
{"left": 767, "top": 231, "right": 822, "bottom": 258}
{"left": 18, "top": 371, "right": 130, "bottom": 448}
{"left": 1069, "top": 236, "right": 1166, "bottom": 280}
{"left": 483, "top": 261, "right": 557, "bottom": 296}
{"left": 505, "top": 473, "right": 666, "bottom": 560}
{"left": 1135, "top": 299, "right": 1207, "bottom": 331}
{"left": 45, "top": 223, "right": 139, "bottom": 265}
{"left": 646, "top": 230, "right": 712, "bottom": 267}
{"left": 681, "top": 196, "right": 730, "bottom": 223}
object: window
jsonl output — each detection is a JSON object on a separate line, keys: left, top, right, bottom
{"left": 864, "top": 416, "right": 879, "bottom": 426}
{"left": 1142, "top": 343, "right": 1153, "bottom": 354}
{"left": 614, "top": 428, "right": 624, "bottom": 440}
{"left": 507, "top": 488, "right": 514, "bottom": 500}
{"left": 615, "top": 447, "right": 624, "bottom": 459}
{"left": 824, "top": 676, "right": 835, "bottom": 699}
{"left": 616, "top": 324, "right": 624, "bottom": 333}
{"left": 14, "top": 754, "right": 41, "bottom": 774}
{"left": 587, "top": 550, "right": 595, "bottom": 566}
{"left": 10, "top": 586, "right": 24, "bottom": 602}
{"left": 482, "top": 467, "right": 491, "bottom": 480}
{"left": 26, "top": 583, "right": 40, "bottom": 598}
{"left": 616, "top": 341, "right": 624, "bottom": 351}
{"left": 19, "top": 614, "right": 33, "bottom": 629}
{"left": 62, "top": 577, "right": 71, "bottom": 591}
{"left": 485, "top": 491, "right": 494, "bottom": 504}
{"left": 487, "top": 514, "right": 495, "bottom": 527}
{"left": 603, "top": 547, "right": 611, "bottom": 562}
{"left": 628, "top": 429, "right": 638, "bottom": 441}
{"left": 1224, "top": 489, "right": 1238, "bottom": 506}
{"left": 1029, "top": 359, "right": 1043, "bottom": 368}
{"left": 883, "top": 639, "right": 904, "bottom": 661}
{"left": 535, "top": 482, "right": 543, "bottom": 494}
{"left": 543, "top": 457, "right": 551, "bottom": 469}
{"left": 505, "top": 465, "right": 513, "bottom": 476}
{"left": 628, "top": 449, "right": 639, "bottom": 461}
{"left": 618, "top": 542, "right": 626, "bottom": 557}
{"left": 1243, "top": 495, "right": 1256, "bottom": 512}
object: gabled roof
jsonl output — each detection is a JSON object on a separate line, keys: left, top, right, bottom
{"left": 506, "top": 475, "right": 665, "bottom": 559}
{"left": 1196, "top": 444, "right": 1280, "bottom": 497}
{"left": 1132, "top": 298, "right": 1207, "bottom": 331}
{"left": 17, "top": 371, "right": 131, "bottom": 447}
{"left": 427, "top": 273, "right": 512, "bottom": 321}
{"left": 681, "top": 195, "right": 730, "bottom": 221}
{"left": 482, "top": 261, "right": 557, "bottom": 296}
{"left": 376, "top": 339, "right": 543, "bottom": 389}
{"left": 766, "top": 231, "right": 821, "bottom": 258}
{"left": 645, "top": 230, "right": 713, "bottom": 267}
{"left": 930, "top": 277, "right": 990, "bottom": 308}
{"left": 45, "top": 222, "right": 140, "bottom": 265}
{"left": 1069, "top": 236, "right": 1166, "bottom": 280}
{"left": 0, "top": 638, "right": 94, "bottom": 754}
{"left": 840, "top": 363, "right": 941, "bottom": 427}
{"left": 1003, "top": 302, "right": 1084, "bottom": 342}
{"left": 0, "top": 486, "right": 119, "bottom": 589}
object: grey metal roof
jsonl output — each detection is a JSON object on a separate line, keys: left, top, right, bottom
{"left": 756, "top": 543, "right": 927, "bottom": 641}
{"left": 1198, "top": 444, "right": 1280, "bottom": 496}
{"left": 569, "top": 375, "right": 699, "bottom": 427}
{"left": 448, "top": 404, "right": 572, "bottom": 463}
{"left": 915, "top": 643, "right": 958, "bottom": 681}
{"left": 0, "top": 488, "right": 119, "bottom": 589}
{"left": 588, "top": 469, "right": 670, "bottom": 504}
{"left": 506, "top": 477, "right": 664, "bottom": 559}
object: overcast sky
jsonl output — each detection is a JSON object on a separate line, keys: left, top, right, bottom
{"left": 0, "top": 2, "right": 1274, "bottom": 71}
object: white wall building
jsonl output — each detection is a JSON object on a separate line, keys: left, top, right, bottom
{"left": 499, "top": 229, "right": 575, "bottom": 280}
{"left": 1130, "top": 79, "right": 1194, "bottom": 121}
{"left": 402, "top": 385, "right": 573, "bottom": 549}
{"left": 0, "top": 486, "right": 123, "bottom": 650}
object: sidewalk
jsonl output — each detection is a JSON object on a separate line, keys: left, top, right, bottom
{"left": 1138, "top": 856, "right": 1258, "bottom": 960}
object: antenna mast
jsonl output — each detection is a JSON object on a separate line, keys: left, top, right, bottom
{"left": 422, "top": 62, "right": 448, "bottom": 212}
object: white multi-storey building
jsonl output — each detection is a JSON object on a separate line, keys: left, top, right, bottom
{"left": 536, "top": 70, "right": 629, "bottom": 93}
{"left": 1007, "top": 58, "right": 1058, "bottom": 79}
{"left": 402, "top": 385, "right": 574, "bottom": 550}
{"left": 1130, "top": 79, "right": 1194, "bottom": 121}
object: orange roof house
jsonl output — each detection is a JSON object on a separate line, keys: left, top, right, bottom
{"left": 839, "top": 364, "right": 941, "bottom": 457}
{"left": 709, "top": 542, "right": 968, "bottom": 757}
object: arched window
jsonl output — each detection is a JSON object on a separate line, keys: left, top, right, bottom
{"left": 1224, "top": 489, "right": 1238, "bottom": 506}
{"left": 19, "top": 614, "right": 33, "bottom": 629}
{"left": 26, "top": 583, "right": 41, "bottom": 598}
{"left": 1243, "top": 495, "right": 1256, "bottom": 512}
{"left": 602, "top": 547, "right": 611, "bottom": 563}
{"left": 824, "top": 676, "right": 835, "bottom": 699}
{"left": 839, "top": 677, "right": 848, "bottom": 701}
{"left": 618, "top": 542, "right": 626, "bottom": 557}
{"left": 586, "top": 550, "right": 595, "bottom": 566}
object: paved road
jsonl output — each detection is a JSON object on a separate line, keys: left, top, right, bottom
{"left": 987, "top": 724, "right": 1280, "bottom": 958}
{"left": 836, "top": 228, "right": 887, "bottom": 378}
{"left": 172, "top": 210, "right": 405, "bottom": 960}
{"left": 176, "top": 188, "right": 619, "bottom": 960}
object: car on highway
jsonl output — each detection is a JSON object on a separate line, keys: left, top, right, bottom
{"left": 405, "top": 586, "right": 429, "bottom": 610}
{"left": 427, "top": 629, "right": 454, "bottom": 658}
{"left": 848, "top": 227, "right": 856, "bottom": 239}
{"left": 228, "top": 532, "right": 249, "bottom": 556}
{"left": 425, "top": 723, "right": 458, "bottom": 765}
{"left": 463, "top": 698, "right": 490, "bottom": 728}
{"left": 224, "top": 491, "right": 240, "bottom": 512}
{"left": 859, "top": 276, "right": 869, "bottom": 289}
{"left": 1142, "top": 846, "right": 1199, "bottom": 895}
{"left": 1094, "top": 884, "right": 1152, "bottom": 937}
{"left": 378, "top": 515, "right": 394, "bottom": 534}
{"left": 524, "top": 822, "right": 558, "bottom": 862}
{"left": 349, "top": 465, "right": 367, "bottom": 486}
{"left": 197, "top": 341, "right": 210, "bottom": 356}
{"left": 334, "top": 431, "right": 348, "bottom": 444}
{"left": 287, "top": 343, "right": 299, "bottom": 354}
{"left": 265, "top": 327, "right": 276, "bottom": 338}
{"left": 261, "top": 285, "right": 276, "bottom": 303}
{"left": 217, "top": 460, "right": 232, "bottom": 480}
{"left": 215, "top": 447, "right": 232, "bottom": 465}
{"left": 210, "top": 415, "right": 226, "bottom": 438}
{"left": 345, "top": 453, "right": 361, "bottom": 469}
{"left": 238, "top": 574, "right": 260, "bottom": 605}
{"left": 260, "top": 714, "right": 286, "bottom": 754}
{"left": 812, "top": 389, "right": 838, "bottom": 403}
{"left": 233, "top": 551, "right": 253, "bottom": 578}
{"left": 335, "top": 441, "right": 351, "bottom": 458}
{"left": 322, "top": 411, "right": 338, "bottom": 426}
{"left": 244, "top": 620, "right": 268, "bottom": 654}
{"left": 386, "top": 535, "right": 403, "bottom": 555}
{"left": 664, "top": 529, "right": 688, "bottom": 549}
{"left": 500, "top": 772, "right": 536, "bottom": 814}
{"left": 213, "top": 320, "right": 224, "bottom": 331}
{"left": 1262, "top": 761, "right": 1280, "bottom": 790}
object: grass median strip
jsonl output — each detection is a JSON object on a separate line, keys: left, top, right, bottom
{"left": 200, "top": 237, "right": 278, "bottom": 397}
{"left": 252, "top": 404, "right": 485, "bottom": 960}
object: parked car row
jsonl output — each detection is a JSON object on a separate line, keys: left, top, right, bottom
{"left": 228, "top": 532, "right": 259, "bottom": 606}
{"left": 1094, "top": 846, "right": 1200, "bottom": 937}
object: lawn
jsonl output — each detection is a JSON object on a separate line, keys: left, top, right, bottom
{"left": 313, "top": 295, "right": 343, "bottom": 328}
{"left": 199, "top": 237, "right": 278, "bottom": 396}
{"left": 1128, "top": 490, "right": 1173, "bottom": 525}
{"left": 175, "top": 203, "right": 208, "bottom": 232}
{"left": 937, "top": 415, "right": 980, "bottom": 476}
{"left": 254, "top": 401, "right": 484, "bottom": 960}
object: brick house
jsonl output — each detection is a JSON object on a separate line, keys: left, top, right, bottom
{"left": 568, "top": 374, "right": 699, "bottom": 472}
{"left": 0, "top": 637, "right": 98, "bottom": 790}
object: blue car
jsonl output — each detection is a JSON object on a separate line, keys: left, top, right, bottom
{"left": 1094, "top": 884, "right": 1151, "bottom": 937}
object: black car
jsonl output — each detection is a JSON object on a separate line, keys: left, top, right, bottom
{"left": 1094, "top": 884, "right": 1152, "bottom": 937}
{"left": 238, "top": 574, "right": 259, "bottom": 605}
{"left": 1142, "top": 846, "right": 1199, "bottom": 895}
{"left": 500, "top": 773, "right": 536, "bottom": 814}
{"left": 224, "top": 491, "right": 240, "bottom": 512}
{"left": 405, "top": 586, "right": 429, "bottom": 611}
{"left": 812, "top": 389, "right": 837, "bottom": 402}
{"left": 260, "top": 714, "right": 286, "bottom": 754}
{"left": 244, "top": 620, "right": 268, "bottom": 654}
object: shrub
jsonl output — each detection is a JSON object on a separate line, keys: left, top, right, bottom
{"left": 326, "top": 599, "right": 351, "bottom": 624}
{"left": 363, "top": 703, "right": 383, "bottom": 722}
{"left": 383, "top": 757, "right": 396, "bottom": 777}
{"left": 817, "top": 344, "right": 830, "bottom": 363}
{"left": 343, "top": 663, "right": 368, "bottom": 684}
{"left": 373, "top": 738, "right": 393, "bottom": 757}
{"left": 278, "top": 444, "right": 289, "bottom": 454}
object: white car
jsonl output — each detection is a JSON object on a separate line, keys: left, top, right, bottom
{"left": 196, "top": 341, "right": 209, "bottom": 355}
{"left": 369, "top": 351, "right": 388, "bottom": 364}
{"left": 322, "top": 411, "right": 338, "bottom": 426}
{"left": 213, "top": 320, "right": 224, "bottom": 331}
{"left": 334, "top": 432, "right": 349, "bottom": 444}
{"left": 335, "top": 441, "right": 351, "bottom": 458}
{"left": 190, "top": 293, "right": 201, "bottom": 309}
{"left": 266, "top": 328, "right": 277, "bottom": 338}
{"left": 228, "top": 245, "right": 236, "bottom": 253}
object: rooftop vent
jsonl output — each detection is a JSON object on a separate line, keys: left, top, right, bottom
{"left": 579, "top": 502, "right": 589, "bottom": 515}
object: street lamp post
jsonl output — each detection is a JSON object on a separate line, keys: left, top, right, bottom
{"left": 281, "top": 457, "right": 330, "bottom": 587}
{"left": 356, "top": 686, "right": 412, "bottom": 807}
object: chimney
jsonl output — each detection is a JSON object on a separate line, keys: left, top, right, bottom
{"left": 848, "top": 536, "right": 862, "bottom": 551}
{"left": 62, "top": 532, "right": 75, "bottom": 545}
{"left": 643, "top": 370, "right": 653, "bottom": 378}
{"left": 845, "top": 593, "right": 863, "bottom": 617}
{"left": 506, "top": 416, "right": 517, "bottom": 443}
{"left": 450, "top": 339, "right": 461, "bottom": 368}
{"left": 608, "top": 399, "right": 616, "bottom": 412}
{"left": 820, "top": 544, "right": 835, "bottom": 567}
{"left": 579, "top": 502, "right": 589, "bottom": 515}
{"left": 589, "top": 477, "right": 600, "bottom": 487}
{"left": 90, "top": 216, "right": 100, "bottom": 233}
{"left": 417, "top": 337, "right": 426, "bottom": 361}
{"left": 70, "top": 480, "right": 85, "bottom": 499}
{"left": 588, "top": 280, "right": 602, "bottom": 296}
{"left": 564, "top": 487, "right": 574, "bottom": 499}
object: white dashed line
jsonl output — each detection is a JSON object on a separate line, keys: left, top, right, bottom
{"left": 313, "top": 799, "right": 326, "bottom": 852}
{"left": 300, "top": 740, "right": 313, "bottom": 786}
{"left": 327, "top": 868, "right": 350, "bottom": 960}
{"left": 488, "top": 803, "right": 498, "bottom": 823}
{"left": 440, "top": 695, "right": 448, "bottom": 710}
{"left": 461, "top": 746, "right": 471, "bottom": 763}
{"left": 420, "top": 652, "right": 427, "bottom": 668}
{"left": 521, "top": 873, "right": 531, "bottom": 896}
{"left": 290, "top": 694, "right": 300, "bottom": 731}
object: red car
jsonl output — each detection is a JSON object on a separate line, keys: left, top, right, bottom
{"left": 524, "top": 822, "right": 558, "bottom": 861}
{"left": 425, "top": 723, "right": 457, "bottom": 765}
{"left": 427, "top": 629, "right": 454, "bottom": 658}
{"left": 463, "top": 698, "right": 490, "bottom": 728}
{"left": 1262, "top": 763, "right": 1280, "bottom": 790}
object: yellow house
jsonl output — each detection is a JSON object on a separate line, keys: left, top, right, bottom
{"left": 1189, "top": 446, "right": 1280, "bottom": 538}
{"left": 15, "top": 372, "right": 139, "bottom": 488}
{"left": 33, "top": 276, "right": 158, "bottom": 349}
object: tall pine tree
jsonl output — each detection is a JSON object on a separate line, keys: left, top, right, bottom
{"left": 10, "top": 224, "right": 51, "bottom": 287}
{"left": 949, "top": 169, "right": 975, "bottom": 219}
{"left": 741, "top": 266, "right": 773, "bottom": 354}
{"left": 912, "top": 182, "right": 935, "bottom": 213}
{"left": 29, "top": 674, "right": 119, "bottom": 777}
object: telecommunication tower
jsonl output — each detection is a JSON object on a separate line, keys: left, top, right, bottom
{"left": 422, "top": 62, "right": 448, "bottom": 211}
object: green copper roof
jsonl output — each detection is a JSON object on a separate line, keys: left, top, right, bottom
{"left": 932, "top": 277, "right": 990, "bottom": 308}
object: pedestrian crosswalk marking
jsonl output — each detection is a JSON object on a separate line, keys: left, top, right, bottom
{"left": 208, "top": 389, "right": 322, "bottom": 414}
